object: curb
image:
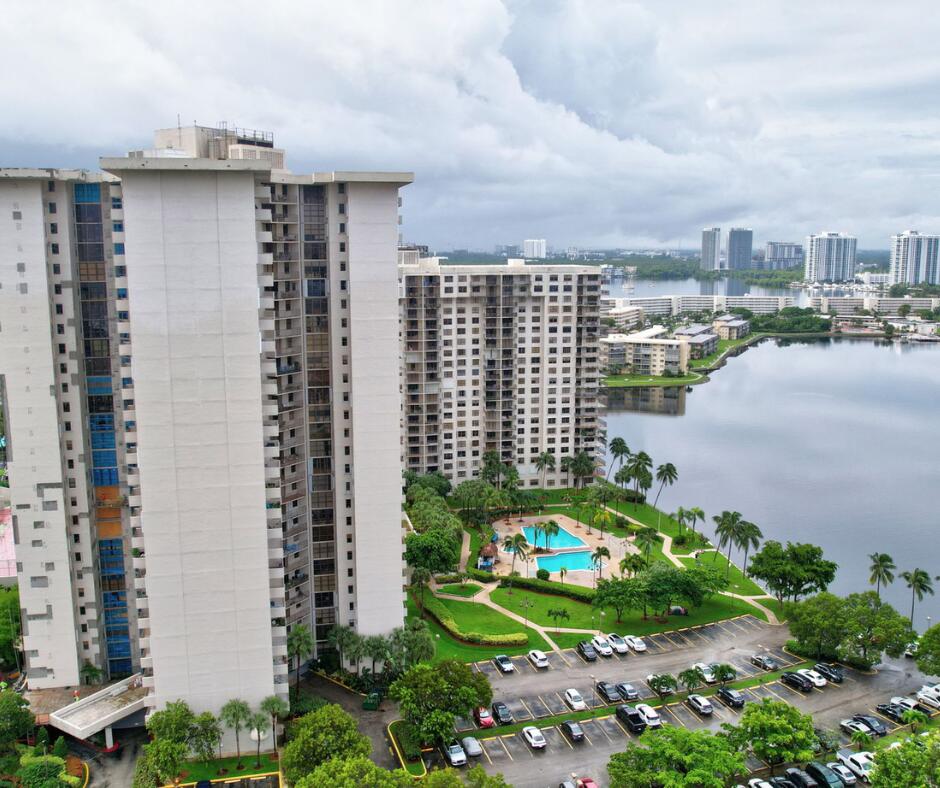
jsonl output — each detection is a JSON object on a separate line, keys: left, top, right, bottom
{"left": 81, "top": 761, "right": 90, "bottom": 788}
{"left": 387, "top": 720, "right": 427, "bottom": 779}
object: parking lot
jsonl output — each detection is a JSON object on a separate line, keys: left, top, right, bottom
{"left": 427, "top": 615, "right": 936, "bottom": 787}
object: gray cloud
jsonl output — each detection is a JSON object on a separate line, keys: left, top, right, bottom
{"left": 2, "top": 0, "right": 938, "bottom": 249}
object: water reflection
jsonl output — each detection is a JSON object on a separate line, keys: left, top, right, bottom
{"left": 606, "top": 385, "right": 686, "bottom": 416}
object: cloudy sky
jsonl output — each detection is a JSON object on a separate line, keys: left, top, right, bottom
{"left": 3, "top": 1, "right": 939, "bottom": 250}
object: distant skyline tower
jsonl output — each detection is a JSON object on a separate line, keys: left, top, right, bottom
{"left": 727, "top": 228, "right": 753, "bottom": 270}
{"left": 523, "top": 238, "right": 547, "bottom": 259}
{"left": 701, "top": 227, "right": 721, "bottom": 270}
{"left": 889, "top": 230, "right": 940, "bottom": 285}
{"left": 804, "top": 232, "right": 858, "bottom": 281}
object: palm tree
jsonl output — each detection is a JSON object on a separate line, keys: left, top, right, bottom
{"left": 560, "top": 455, "right": 574, "bottom": 488}
{"left": 286, "top": 624, "right": 313, "bottom": 696}
{"left": 901, "top": 708, "right": 928, "bottom": 734}
{"left": 327, "top": 624, "right": 354, "bottom": 668}
{"left": 559, "top": 566, "right": 568, "bottom": 586}
{"left": 626, "top": 451, "right": 653, "bottom": 509}
{"left": 346, "top": 631, "right": 366, "bottom": 675}
{"left": 547, "top": 608, "right": 570, "bottom": 632}
{"left": 901, "top": 568, "right": 934, "bottom": 625}
{"left": 535, "top": 451, "right": 555, "bottom": 488}
{"left": 634, "top": 527, "right": 662, "bottom": 567}
{"left": 502, "top": 533, "right": 529, "bottom": 593}
{"left": 614, "top": 465, "right": 631, "bottom": 491}
{"left": 410, "top": 566, "right": 432, "bottom": 615}
{"left": 363, "top": 634, "right": 389, "bottom": 676}
{"left": 571, "top": 451, "right": 595, "bottom": 489}
{"left": 689, "top": 506, "right": 705, "bottom": 544}
{"left": 542, "top": 520, "right": 560, "bottom": 552}
{"left": 259, "top": 695, "right": 289, "bottom": 749}
{"left": 675, "top": 506, "right": 688, "bottom": 537}
{"left": 678, "top": 667, "right": 705, "bottom": 693}
{"left": 592, "top": 509, "right": 613, "bottom": 540}
{"left": 712, "top": 511, "right": 743, "bottom": 575}
{"left": 248, "top": 710, "right": 269, "bottom": 768}
{"left": 737, "top": 521, "right": 763, "bottom": 577}
{"left": 220, "top": 699, "right": 251, "bottom": 769}
{"left": 868, "top": 553, "right": 897, "bottom": 598}
{"left": 529, "top": 521, "right": 546, "bottom": 550}
{"left": 591, "top": 546, "right": 611, "bottom": 583}
{"left": 607, "top": 437, "right": 630, "bottom": 481}
{"left": 652, "top": 463, "right": 678, "bottom": 528}
{"left": 850, "top": 729, "right": 873, "bottom": 752}
{"left": 620, "top": 553, "right": 646, "bottom": 578}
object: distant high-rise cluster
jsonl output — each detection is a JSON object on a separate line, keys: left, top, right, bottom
{"left": 523, "top": 238, "right": 547, "bottom": 259}
{"left": 726, "top": 228, "right": 753, "bottom": 270}
{"left": 804, "top": 232, "right": 858, "bottom": 282}
{"left": 889, "top": 230, "right": 940, "bottom": 286}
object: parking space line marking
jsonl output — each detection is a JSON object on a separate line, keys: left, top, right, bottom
{"left": 765, "top": 683, "right": 799, "bottom": 703}
{"left": 613, "top": 718, "right": 630, "bottom": 736}
{"left": 660, "top": 631, "right": 685, "bottom": 648}
{"left": 497, "top": 735, "right": 514, "bottom": 761}
{"left": 580, "top": 725, "right": 594, "bottom": 746}
{"left": 714, "top": 620, "right": 736, "bottom": 634}
{"left": 478, "top": 740, "right": 493, "bottom": 765}
{"left": 660, "top": 705, "right": 686, "bottom": 727}
{"left": 556, "top": 725, "right": 573, "bottom": 749}
{"left": 555, "top": 650, "right": 572, "bottom": 667}
{"left": 519, "top": 698, "right": 535, "bottom": 718}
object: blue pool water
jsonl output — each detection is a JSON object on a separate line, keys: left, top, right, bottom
{"left": 523, "top": 525, "right": 585, "bottom": 550}
{"left": 536, "top": 550, "right": 599, "bottom": 572}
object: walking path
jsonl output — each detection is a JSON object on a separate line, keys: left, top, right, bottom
{"left": 457, "top": 529, "right": 471, "bottom": 572}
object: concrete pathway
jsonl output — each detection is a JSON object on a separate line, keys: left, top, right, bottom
{"left": 457, "top": 529, "right": 471, "bottom": 572}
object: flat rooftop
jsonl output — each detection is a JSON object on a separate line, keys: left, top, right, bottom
{"left": 674, "top": 324, "right": 712, "bottom": 336}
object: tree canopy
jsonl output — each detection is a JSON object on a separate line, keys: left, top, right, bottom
{"left": 294, "top": 755, "right": 413, "bottom": 788}
{"left": 916, "top": 623, "right": 940, "bottom": 678}
{"left": 747, "top": 540, "right": 837, "bottom": 604}
{"left": 724, "top": 698, "right": 816, "bottom": 772}
{"left": 870, "top": 730, "right": 940, "bottom": 787}
{"left": 281, "top": 704, "right": 371, "bottom": 785}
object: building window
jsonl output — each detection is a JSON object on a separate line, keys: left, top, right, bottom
{"left": 51, "top": 243, "right": 59, "bottom": 255}
{"left": 48, "top": 202, "right": 56, "bottom": 214}
{"left": 50, "top": 223, "right": 58, "bottom": 234}
{"left": 114, "top": 243, "right": 125, "bottom": 255}
{"left": 111, "top": 197, "right": 122, "bottom": 209}
{"left": 113, "top": 222, "right": 123, "bottom": 232}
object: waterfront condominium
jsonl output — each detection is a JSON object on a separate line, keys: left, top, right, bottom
{"left": 889, "top": 230, "right": 940, "bottom": 286}
{"left": 726, "top": 228, "right": 753, "bottom": 270}
{"left": 399, "top": 254, "right": 602, "bottom": 488}
{"left": 804, "top": 232, "right": 857, "bottom": 282}
{"left": 764, "top": 241, "right": 803, "bottom": 270}
{"left": 700, "top": 227, "right": 721, "bottom": 271}
{"left": 0, "top": 125, "right": 410, "bottom": 724}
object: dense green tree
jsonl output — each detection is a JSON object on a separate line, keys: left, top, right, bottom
{"left": 712, "top": 510, "right": 743, "bottom": 575}
{"left": 839, "top": 591, "right": 914, "bottom": 667}
{"left": 868, "top": 552, "right": 897, "bottom": 598}
{"left": 870, "top": 731, "right": 940, "bottom": 787}
{"left": 634, "top": 527, "right": 662, "bottom": 566}
{"left": 79, "top": 662, "right": 102, "bottom": 685}
{"left": 591, "top": 545, "right": 611, "bottom": 581}
{"left": 281, "top": 705, "right": 371, "bottom": 784}
{"left": 916, "top": 623, "right": 940, "bottom": 677}
{"left": 724, "top": 698, "right": 816, "bottom": 775}
{"left": 404, "top": 471, "right": 452, "bottom": 498}
{"left": 593, "top": 578, "right": 642, "bottom": 623}
{"left": 451, "top": 479, "right": 497, "bottom": 526}
{"left": 131, "top": 749, "right": 160, "bottom": 788}
{"left": 145, "top": 699, "right": 195, "bottom": 744}
{"left": 16, "top": 753, "right": 79, "bottom": 788}
{"left": 737, "top": 520, "right": 763, "bottom": 576}
{"left": 51, "top": 736, "right": 68, "bottom": 759}
{"left": 626, "top": 451, "right": 653, "bottom": 507}
{"left": 143, "top": 739, "right": 187, "bottom": 785}
{"left": 607, "top": 726, "right": 747, "bottom": 788}
{"left": 747, "top": 540, "right": 837, "bottom": 604}
{"left": 678, "top": 667, "right": 706, "bottom": 693}
{"left": 786, "top": 593, "right": 850, "bottom": 659}
{"left": 404, "top": 527, "right": 461, "bottom": 574}
{"left": 220, "top": 698, "right": 251, "bottom": 769}
{"left": 501, "top": 533, "right": 529, "bottom": 592}
{"left": 287, "top": 624, "right": 314, "bottom": 695}
{"left": 386, "top": 618, "right": 435, "bottom": 674}
{"left": 191, "top": 711, "right": 222, "bottom": 766}
{"left": 0, "top": 689, "right": 33, "bottom": 754}
{"left": 542, "top": 519, "right": 560, "bottom": 552}
{"left": 571, "top": 451, "right": 596, "bottom": 489}
{"left": 293, "top": 755, "right": 413, "bottom": 788}
{"left": 0, "top": 586, "right": 20, "bottom": 670}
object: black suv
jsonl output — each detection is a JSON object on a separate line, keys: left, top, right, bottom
{"left": 813, "top": 662, "right": 844, "bottom": 683}
{"left": 804, "top": 761, "right": 844, "bottom": 788}
{"left": 615, "top": 704, "right": 647, "bottom": 734}
{"left": 596, "top": 681, "right": 621, "bottom": 703}
{"left": 784, "top": 767, "right": 819, "bottom": 788}
{"left": 716, "top": 686, "right": 746, "bottom": 708}
{"left": 875, "top": 703, "right": 906, "bottom": 723}
{"left": 560, "top": 720, "right": 584, "bottom": 742}
{"left": 852, "top": 714, "right": 887, "bottom": 736}
{"left": 616, "top": 682, "right": 639, "bottom": 701}
{"left": 491, "top": 701, "right": 514, "bottom": 725}
{"left": 577, "top": 640, "right": 598, "bottom": 661}
{"left": 780, "top": 671, "right": 813, "bottom": 691}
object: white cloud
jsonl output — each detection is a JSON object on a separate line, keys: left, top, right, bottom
{"left": 2, "top": 0, "right": 939, "bottom": 248}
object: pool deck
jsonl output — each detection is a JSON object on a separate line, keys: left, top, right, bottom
{"left": 490, "top": 514, "right": 639, "bottom": 587}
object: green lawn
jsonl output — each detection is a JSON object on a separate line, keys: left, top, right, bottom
{"left": 438, "top": 582, "right": 482, "bottom": 597}
{"left": 178, "top": 754, "right": 279, "bottom": 783}
{"left": 676, "top": 553, "right": 765, "bottom": 597}
{"left": 406, "top": 597, "right": 550, "bottom": 663}
{"left": 689, "top": 335, "right": 758, "bottom": 368}
{"left": 604, "top": 371, "right": 706, "bottom": 388}
{"left": 489, "top": 586, "right": 766, "bottom": 641}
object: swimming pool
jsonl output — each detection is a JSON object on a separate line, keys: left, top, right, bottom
{"left": 522, "top": 524, "right": 585, "bottom": 550}
{"left": 536, "top": 550, "right": 600, "bottom": 572}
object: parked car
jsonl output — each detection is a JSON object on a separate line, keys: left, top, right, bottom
{"left": 624, "top": 635, "right": 647, "bottom": 652}
{"left": 919, "top": 683, "right": 940, "bottom": 700}
{"left": 474, "top": 706, "right": 495, "bottom": 728}
{"left": 445, "top": 741, "right": 467, "bottom": 767}
{"left": 746, "top": 780, "right": 774, "bottom": 788}
{"left": 825, "top": 761, "right": 857, "bottom": 785}
{"left": 527, "top": 649, "right": 549, "bottom": 669}
{"left": 905, "top": 639, "right": 919, "bottom": 658}
{"left": 615, "top": 704, "right": 647, "bottom": 734}
{"left": 669, "top": 605, "right": 688, "bottom": 615}
{"left": 768, "top": 778, "right": 797, "bottom": 788}
{"left": 916, "top": 689, "right": 940, "bottom": 709}
{"left": 851, "top": 715, "right": 886, "bottom": 737}
{"left": 781, "top": 671, "right": 813, "bottom": 692}
{"left": 565, "top": 688, "right": 587, "bottom": 711}
{"left": 717, "top": 686, "right": 747, "bottom": 708}
{"left": 577, "top": 641, "right": 598, "bottom": 661}
{"left": 521, "top": 725, "right": 546, "bottom": 749}
{"left": 560, "top": 720, "right": 584, "bottom": 742}
{"left": 784, "top": 767, "right": 818, "bottom": 788}
{"left": 635, "top": 703, "right": 662, "bottom": 729}
{"left": 493, "top": 654, "right": 515, "bottom": 673}
{"left": 607, "top": 633, "right": 629, "bottom": 654}
{"left": 591, "top": 634, "right": 613, "bottom": 657}
{"left": 461, "top": 737, "right": 483, "bottom": 758}
{"left": 596, "top": 681, "right": 621, "bottom": 703}
{"left": 890, "top": 696, "right": 924, "bottom": 713}
{"left": 875, "top": 703, "right": 906, "bottom": 723}
{"left": 797, "top": 668, "right": 828, "bottom": 688}
{"left": 803, "top": 761, "right": 845, "bottom": 787}
{"left": 839, "top": 718, "right": 872, "bottom": 736}
{"left": 615, "top": 682, "right": 639, "bottom": 701}
{"left": 837, "top": 749, "right": 874, "bottom": 783}
{"left": 814, "top": 663, "right": 844, "bottom": 683}
{"left": 491, "top": 701, "right": 514, "bottom": 725}
{"left": 686, "top": 693, "right": 714, "bottom": 716}
{"left": 693, "top": 662, "right": 717, "bottom": 684}
{"left": 751, "top": 654, "right": 779, "bottom": 671}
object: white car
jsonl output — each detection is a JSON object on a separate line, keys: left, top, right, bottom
{"left": 635, "top": 703, "right": 662, "bottom": 728}
{"left": 521, "top": 725, "right": 546, "bottom": 749}
{"left": 916, "top": 689, "right": 940, "bottom": 709}
{"left": 591, "top": 634, "right": 613, "bottom": 657}
{"left": 840, "top": 718, "right": 872, "bottom": 736}
{"left": 445, "top": 742, "right": 467, "bottom": 766}
{"left": 461, "top": 736, "right": 483, "bottom": 758}
{"left": 826, "top": 762, "right": 857, "bottom": 785}
{"left": 686, "top": 693, "right": 713, "bottom": 716}
{"left": 527, "top": 649, "right": 549, "bottom": 669}
{"left": 797, "top": 668, "right": 827, "bottom": 688}
{"left": 693, "top": 662, "right": 716, "bottom": 684}
{"left": 564, "top": 688, "right": 587, "bottom": 711}
{"left": 747, "top": 780, "right": 774, "bottom": 788}
{"left": 606, "top": 633, "right": 629, "bottom": 654}
{"left": 919, "top": 683, "right": 940, "bottom": 699}
{"left": 891, "top": 696, "right": 921, "bottom": 713}
{"left": 624, "top": 635, "right": 647, "bottom": 652}
{"left": 838, "top": 750, "right": 874, "bottom": 783}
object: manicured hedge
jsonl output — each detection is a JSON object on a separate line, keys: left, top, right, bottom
{"left": 422, "top": 593, "right": 528, "bottom": 646}
{"left": 498, "top": 575, "right": 596, "bottom": 603}
{"left": 466, "top": 568, "right": 498, "bottom": 583}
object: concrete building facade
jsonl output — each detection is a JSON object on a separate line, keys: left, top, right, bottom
{"left": 600, "top": 327, "right": 689, "bottom": 376}
{"left": 727, "top": 228, "right": 754, "bottom": 270}
{"left": 616, "top": 294, "right": 793, "bottom": 317}
{"left": 701, "top": 228, "right": 721, "bottom": 271}
{"left": 889, "top": 230, "right": 940, "bottom": 286}
{"left": 764, "top": 242, "right": 803, "bottom": 270}
{"left": 804, "top": 232, "right": 857, "bottom": 282}
{"left": 523, "top": 239, "right": 547, "bottom": 259}
{"left": 713, "top": 314, "right": 751, "bottom": 340}
{"left": 400, "top": 257, "right": 602, "bottom": 488}
{"left": 0, "top": 126, "right": 410, "bottom": 729}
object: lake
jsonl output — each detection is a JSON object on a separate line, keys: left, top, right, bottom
{"left": 608, "top": 276, "right": 856, "bottom": 306}
{"left": 603, "top": 337, "right": 940, "bottom": 630}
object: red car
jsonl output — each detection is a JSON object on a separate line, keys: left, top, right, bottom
{"left": 474, "top": 707, "right": 495, "bottom": 729}
{"left": 578, "top": 780, "right": 598, "bottom": 788}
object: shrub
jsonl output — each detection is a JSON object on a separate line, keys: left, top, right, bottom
{"left": 673, "top": 533, "right": 689, "bottom": 547}
{"left": 466, "top": 568, "right": 497, "bottom": 583}
{"left": 498, "top": 575, "right": 595, "bottom": 603}
{"left": 434, "top": 573, "right": 462, "bottom": 584}
{"left": 421, "top": 594, "right": 527, "bottom": 646}
{"left": 536, "top": 568, "right": 550, "bottom": 581}
{"left": 391, "top": 721, "right": 423, "bottom": 761}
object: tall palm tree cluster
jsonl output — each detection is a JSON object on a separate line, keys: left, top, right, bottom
{"left": 711, "top": 511, "right": 764, "bottom": 577}
{"left": 868, "top": 552, "right": 936, "bottom": 625}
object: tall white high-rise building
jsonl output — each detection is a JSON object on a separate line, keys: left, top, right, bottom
{"left": 701, "top": 228, "right": 721, "bottom": 270}
{"left": 889, "top": 230, "right": 940, "bottom": 286}
{"left": 764, "top": 242, "right": 803, "bottom": 270}
{"left": 399, "top": 257, "right": 602, "bottom": 487}
{"left": 804, "top": 232, "right": 857, "bottom": 282}
{"left": 523, "top": 239, "right": 547, "bottom": 259}
{"left": 0, "top": 125, "right": 410, "bottom": 742}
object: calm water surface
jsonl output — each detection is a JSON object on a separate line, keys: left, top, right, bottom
{"left": 604, "top": 338, "right": 940, "bottom": 629}
{"left": 609, "top": 276, "right": 854, "bottom": 306}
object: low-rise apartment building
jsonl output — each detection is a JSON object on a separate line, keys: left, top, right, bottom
{"left": 713, "top": 314, "right": 751, "bottom": 340}
{"left": 618, "top": 294, "right": 792, "bottom": 317}
{"left": 607, "top": 304, "right": 644, "bottom": 331}
{"left": 600, "top": 327, "right": 689, "bottom": 376}
{"left": 399, "top": 256, "right": 602, "bottom": 488}
{"left": 673, "top": 324, "right": 719, "bottom": 358}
